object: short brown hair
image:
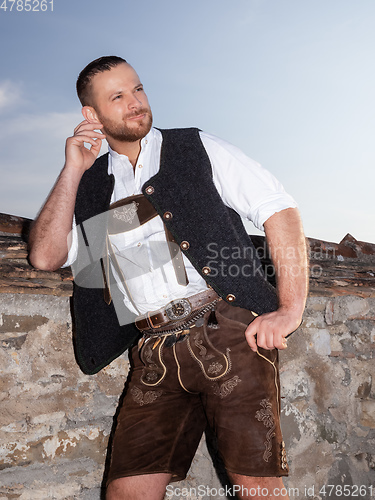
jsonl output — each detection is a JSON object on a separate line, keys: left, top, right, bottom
{"left": 76, "top": 56, "right": 127, "bottom": 106}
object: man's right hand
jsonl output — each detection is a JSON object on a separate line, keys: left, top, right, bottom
{"left": 28, "top": 120, "right": 107, "bottom": 271}
{"left": 65, "top": 120, "right": 106, "bottom": 173}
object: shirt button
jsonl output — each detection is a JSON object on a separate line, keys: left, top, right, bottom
{"left": 202, "top": 266, "right": 211, "bottom": 275}
{"left": 226, "top": 294, "right": 236, "bottom": 302}
{"left": 163, "top": 211, "right": 173, "bottom": 220}
{"left": 137, "top": 242, "right": 142, "bottom": 247}
{"left": 145, "top": 185, "right": 154, "bottom": 195}
{"left": 138, "top": 164, "right": 143, "bottom": 169}
{"left": 180, "top": 241, "right": 190, "bottom": 251}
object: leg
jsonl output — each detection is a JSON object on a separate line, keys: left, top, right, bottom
{"left": 106, "top": 472, "right": 172, "bottom": 500}
{"left": 106, "top": 343, "right": 207, "bottom": 489}
{"left": 227, "top": 473, "right": 289, "bottom": 499}
{"left": 199, "top": 303, "right": 289, "bottom": 495}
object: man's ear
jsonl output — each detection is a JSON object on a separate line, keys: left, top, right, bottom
{"left": 82, "top": 106, "right": 101, "bottom": 124}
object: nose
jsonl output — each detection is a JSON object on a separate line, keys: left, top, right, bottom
{"left": 128, "top": 93, "right": 142, "bottom": 110}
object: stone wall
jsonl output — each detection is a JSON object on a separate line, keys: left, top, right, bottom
{"left": 0, "top": 293, "right": 123, "bottom": 499}
{"left": 1, "top": 295, "right": 374, "bottom": 499}
{"left": 280, "top": 295, "right": 375, "bottom": 500}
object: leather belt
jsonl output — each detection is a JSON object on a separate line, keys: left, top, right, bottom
{"left": 135, "top": 288, "right": 220, "bottom": 333}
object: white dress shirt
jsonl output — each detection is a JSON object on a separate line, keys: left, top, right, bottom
{"left": 65, "top": 128, "right": 297, "bottom": 315}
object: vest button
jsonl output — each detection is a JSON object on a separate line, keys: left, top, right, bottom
{"left": 180, "top": 241, "right": 190, "bottom": 251}
{"left": 145, "top": 185, "right": 154, "bottom": 195}
{"left": 226, "top": 294, "right": 236, "bottom": 302}
{"left": 202, "top": 266, "right": 211, "bottom": 275}
{"left": 163, "top": 211, "right": 173, "bottom": 220}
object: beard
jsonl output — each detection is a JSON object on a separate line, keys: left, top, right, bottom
{"left": 98, "top": 109, "right": 153, "bottom": 143}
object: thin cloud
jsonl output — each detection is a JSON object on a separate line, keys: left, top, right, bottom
{"left": 0, "top": 109, "right": 108, "bottom": 219}
{"left": 0, "top": 80, "right": 22, "bottom": 112}
{"left": 1, "top": 111, "right": 82, "bottom": 137}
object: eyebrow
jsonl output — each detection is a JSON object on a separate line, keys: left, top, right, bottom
{"left": 108, "top": 83, "right": 143, "bottom": 99}
{"left": 109, "top": 90, "right": 123, "bottom": 99}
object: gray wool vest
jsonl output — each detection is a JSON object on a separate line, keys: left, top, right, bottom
{"left": 72, "top": 127, "right": 278, "bottom": 374}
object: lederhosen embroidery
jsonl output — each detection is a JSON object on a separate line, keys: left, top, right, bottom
{"left": 139, "top": 336, "right": 167, "bottom": 387}
{"left": 255, "top": 399, "right": 276, "bottom": 462}
{"left": 186, "top": 325, "right": 231, "bottom": 381}
{"left": 130, "top": 386, "right": 163, "bottom": 406}
{"left": 254, "top": 349, "right": 289, "bottom": 471}
{"left": 212, "top": 375, "right": 242, "bottom": 399}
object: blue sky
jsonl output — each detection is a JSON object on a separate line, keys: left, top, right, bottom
{"left": 0, "top": 0, "right": 374, "bottom": 243}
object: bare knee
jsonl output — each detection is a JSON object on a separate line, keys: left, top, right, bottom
{"left": 226, "top": 473, "right": 289, "bottom": 499}
{"left": 106, "top": 473, "right": 172, "bottom": 500}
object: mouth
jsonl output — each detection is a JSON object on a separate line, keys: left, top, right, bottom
{"left": 128, "top": 113, "right": 146, "bottom": 121}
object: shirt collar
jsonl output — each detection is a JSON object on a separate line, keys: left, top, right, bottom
{"left": 108, "top": 128, "right": 155, "bottom": 161}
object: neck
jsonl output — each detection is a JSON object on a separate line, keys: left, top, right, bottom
{"left": 108, "top": 138, "right": 142, "bottom": 168}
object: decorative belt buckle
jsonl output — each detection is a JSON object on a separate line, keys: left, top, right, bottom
{"left": 165, "top": 299, "right": 192, "bottom": 321}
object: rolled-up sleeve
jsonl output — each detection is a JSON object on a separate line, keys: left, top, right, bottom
{"left": 62, "top": 215, "right": 78, "bottom": 268}
{"left": 200, "top": 132, "right": 297, "bottom": 231}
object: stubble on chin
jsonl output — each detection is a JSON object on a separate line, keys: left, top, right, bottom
{"left": 101, "top": 110, "right": 153, "bottom": 143}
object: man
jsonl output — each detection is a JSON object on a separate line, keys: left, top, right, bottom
{"left": 28, "top": 56, "right": 308, "bottom": 500}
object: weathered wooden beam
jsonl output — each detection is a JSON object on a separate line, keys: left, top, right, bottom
{"left": 0, "top": 216, "right": 73, "bottom": 296}
{"left": 0, "top": 237, "right": 28, "bottom": 259}
{"left": 0, "top": 213, "right": 32, "bottom": 235}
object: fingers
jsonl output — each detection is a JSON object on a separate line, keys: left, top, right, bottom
{"left": 257, "top": 326, "right": 287, "bottom": 350}
{"left": 65, "top": 121, "right": 107, "bottom": 172}
{"left": 281, "top": 338, "right": 288, "bottom": 349}
{"left": 71, "top": 120, "right": 106, "bottom": 147}
{"left": 244, "top": 313, "right": 290, "bottom": 352}
{"left": 244, "top": 321, "right": 258, "bottom": 351}
{"left": 73, "top": 119, "right": 104, "bottom": 135}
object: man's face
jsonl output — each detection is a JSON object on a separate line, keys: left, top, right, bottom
{"left": 89, "top": 63, "right": 153, "bottom": 142}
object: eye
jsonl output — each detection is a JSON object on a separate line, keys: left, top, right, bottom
{"left": 113, "top": 94, "right": 122, "bottom": 100}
